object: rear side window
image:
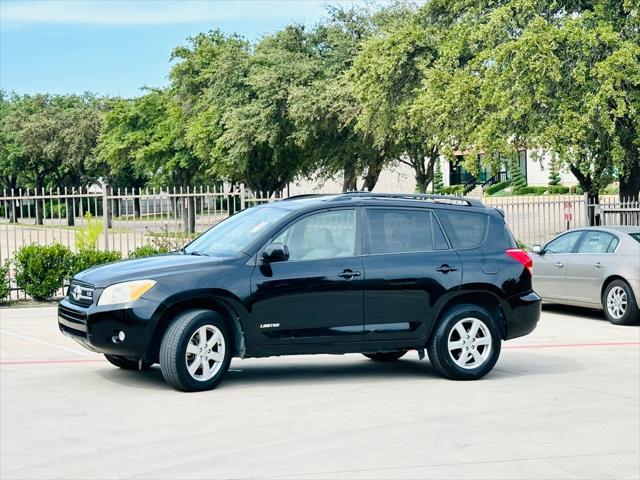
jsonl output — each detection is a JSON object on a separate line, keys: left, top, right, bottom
{"left": 436, "top": 210, "right": 488, "bottom": 249}
{"left": 365, "top": 208, "right": 447, "bottom": 254}
{"left": 577, "top": 231, "right": 618, "bottom": 254}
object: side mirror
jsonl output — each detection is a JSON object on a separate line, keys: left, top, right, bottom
{"left": 262, "top": 243, "right": 289, "bottom": 263}
{"left": 531, "top": 244, "right": 543, "bottom": 254}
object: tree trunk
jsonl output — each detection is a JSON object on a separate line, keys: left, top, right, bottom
{"left": 619, "top": 161, "right": 640, "bottom": 203}
{"left": 342, "top": 160, "right": 358, "bottom": 192}
{"left": 105, "top": 185, "right": 113, "bottom": 229}
{"left": 133, "top": 197, "right": 141, "bottom": 219}
{"left": 34, "top": 180, "right": 44, "bottom": 225}
{"left": 65, "top": 197, "right": 75, "bottom": 226}
{"left": 569, "top": 163, "right": 601, "bottom": 225}
{"left": 180, "top": 184, "right": 196, "bottom": 234}
{"left": 362, "top": 156, "right": 384, "bottom": 192}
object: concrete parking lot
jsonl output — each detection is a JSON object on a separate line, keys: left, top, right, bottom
{"left": 1, "top": 305, "right": 639, "bottom": 480}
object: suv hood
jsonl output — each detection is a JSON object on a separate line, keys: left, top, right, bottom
{"left": 73, "top": 253, "right": 238, "bottom": 288}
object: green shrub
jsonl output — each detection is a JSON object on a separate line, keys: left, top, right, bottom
{"left": 69, "top": 249, "right": 121, "bottom": 278}
{"left": 516, "top": 239, "right": 528, "bottom": 250}
{"left": 568, "top": 185, "right": 584, "bottom": 194}
{"left": 128, "top": 244, "right": 168, "bottom": 259}
{"left": 76, "top": 212, "right": 103, "bottom": 251}
{"left": 432, "top": 161, "right": 444, "bottom": 194}
{"left": 14, "top": 244, "right": 73, "bottom": 300}
{"left": 44, "top": 202, "right": 67, "bottom": 219}
{"left": 548, "top": 185, "right": 570, "bottom": 194}
{"left": 440, "top": 185, "right": 464, "bottom": 195}
{"left": 548, "top": 158, "right": 561, "bottom": 186}
{"left": 485, "top": 181, "right": 510, "bottom": 196}
{"left": 0, "top": 261, "right": 10, "bottom": 303}
{"left": 510, "top": 159, "right": 527, "bottom": 194}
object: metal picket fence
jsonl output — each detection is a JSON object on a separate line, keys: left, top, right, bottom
{"left": 1, "top": 186, "right": 638, "bottom": 301}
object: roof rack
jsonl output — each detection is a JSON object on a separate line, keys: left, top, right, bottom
{"left": 333, "top": 192, "right": 485, "bottom": 207}
{"left": 282, "top": 194, "right": 333, "bottom": 201}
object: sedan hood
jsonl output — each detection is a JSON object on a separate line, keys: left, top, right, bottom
{"left": 74, "top": 253, "right": 238, "bottom": 288}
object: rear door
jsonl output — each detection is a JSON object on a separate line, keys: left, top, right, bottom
{"left": 564, "top": 231, "right": 619, "bottom": 304}
{"left": 362, "top": 207, "right": 461, "bottom": 341}
{"left": 532, "top": 230, "right": 585, "bottom": 300}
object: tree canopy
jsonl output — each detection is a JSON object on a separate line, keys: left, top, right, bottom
{"left": 0, "top": 0, "right": 638, "bottom": 203}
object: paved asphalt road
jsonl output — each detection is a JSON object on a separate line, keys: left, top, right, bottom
{"left": 1, "top": 305, "right": 639, "bottom": 480}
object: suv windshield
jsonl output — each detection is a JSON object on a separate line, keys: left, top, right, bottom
{"left": 183, "top": 206, "right": 290, "bottom": 257}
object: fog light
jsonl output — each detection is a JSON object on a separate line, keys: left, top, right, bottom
{"left": 112, "top": 331, "right": 126, "bottom": 343}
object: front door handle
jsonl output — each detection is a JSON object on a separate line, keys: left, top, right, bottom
{"left": 338, "top": 269, "right": 361, "bottom": 279}
{"left": 554, "top": 262, "right": 564, "bottom": 268}
{"left": 436, "top": 264, "right": 458, "bottom": 274}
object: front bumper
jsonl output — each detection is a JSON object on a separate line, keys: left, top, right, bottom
{"left": 58, "top": 297, "right": 158, "bottom": 357}
{"left": 503, "top": 291, "right": 542, "bottom": 340}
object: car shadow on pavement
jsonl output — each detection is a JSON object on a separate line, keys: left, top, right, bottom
{"left": 95, "top": 356, "right": 440, "bottom": 390}
{"left": 542, "top": 304, "right": 607, "bottom": 322}
{"left": 94, "top": 350, "right": 583, "bottom": 391}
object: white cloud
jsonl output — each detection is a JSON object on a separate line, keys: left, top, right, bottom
{"left": 0, "top": 0, "right": 330, "bottom": 25}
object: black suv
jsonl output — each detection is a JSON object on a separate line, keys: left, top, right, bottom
{"left": 58, "top": 193, "right": 540, "bottom": 391}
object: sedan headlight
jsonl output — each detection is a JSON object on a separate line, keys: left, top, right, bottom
{"left": 98, "top": 280, "right": 156, "bottom": 306}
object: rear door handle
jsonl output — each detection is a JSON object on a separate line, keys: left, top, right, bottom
{"left": 436, "top": 264, "right": 458, "bottom": 274}
{"left": 338, "top": 269, "right": 361, "bottom": 279}
{"left": 554, "top": 262, "right": 564, "bottom": 268}
{"left": 594, "top": 262, "right": 603, "bottom": 269}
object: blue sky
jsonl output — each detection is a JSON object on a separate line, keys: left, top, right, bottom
{"left": 1, "top": 0, "right": 370, "bottom": 98}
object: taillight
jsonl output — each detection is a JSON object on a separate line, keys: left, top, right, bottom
{"left": 506, "top": 248, "right": 533, "bottom": 275}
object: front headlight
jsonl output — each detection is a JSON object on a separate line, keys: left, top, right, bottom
{"left": 97, "top": 280, "right": 156, "bottom": 306}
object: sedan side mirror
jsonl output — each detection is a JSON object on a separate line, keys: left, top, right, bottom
{"left": 262, "top": 243, "right": 289, "bottom": 263}
{"left": 531, "top": 244, "right": 543, "bottom": 254}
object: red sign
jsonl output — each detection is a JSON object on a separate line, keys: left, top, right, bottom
{"left": 564, "top": 202, "right": 572, "bottom": 214}
{"left": 564, "top": 213, "right": 572, "bottom": 221}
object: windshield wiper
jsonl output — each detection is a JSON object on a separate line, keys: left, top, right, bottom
{"left": 180, "top": 248, "right": 207, "bottom": 256}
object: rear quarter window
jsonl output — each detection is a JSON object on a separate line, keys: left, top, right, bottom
{"left": 436, "top": 210, "right": 488, "bottom": 249}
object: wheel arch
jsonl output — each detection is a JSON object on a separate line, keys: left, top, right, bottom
{"left": 429, "top": 290, "right": 507, "bottom": 341}
{"left": 600, "top": 275, "right": 629, "bottom": 301}
{"left": 147, "top": 290, "right": 249, "bottom": 363}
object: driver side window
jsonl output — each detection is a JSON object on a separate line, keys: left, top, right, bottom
{"left": 272, "top": 210, "right": 356, "bottom": 261}
{"left": 545, "top": 231, "right": 583, "bottom": 254}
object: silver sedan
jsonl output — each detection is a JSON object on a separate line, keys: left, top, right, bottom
{"left": 531, "top": 226, "right": 640, "bottom": 325}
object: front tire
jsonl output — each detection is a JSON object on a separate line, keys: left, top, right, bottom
{"left": 427, "top": 305, "right": 501, "bottom": 380}
{"left": 363, "top": 351, "right": 407, "bottom": 362}
{"left": 160, "top": 309, "right": 232, "bottom": 392}
{"left": 603, "top": 280, "right": 640, "bottom": 326}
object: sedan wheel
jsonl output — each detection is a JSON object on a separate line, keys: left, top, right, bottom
{"left": 603, "top": 280, "right": 640, "bottom": 326}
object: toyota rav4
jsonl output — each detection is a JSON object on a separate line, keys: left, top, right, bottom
{"left": 58, "top": 193, "right": 541, "bottom": 391}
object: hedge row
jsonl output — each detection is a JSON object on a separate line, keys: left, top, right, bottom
{"left": 1, "top": 244, "right": 168, "bottom": 303}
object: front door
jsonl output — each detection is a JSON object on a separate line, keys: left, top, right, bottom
{"left": 251, "top": 208, "right": 364, "bottom": 345}
{"left": 533, "top": 230, "right": 585, "bottom": 300}
{"left": 362, "top": 207, "right": 461, "bottom": 341}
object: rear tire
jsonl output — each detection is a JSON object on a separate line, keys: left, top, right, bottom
{"left": 603, "top": 280, "right": 640, "bottom": 326}
{"left": 427, "top": 305, "right": 501, "bottom": 380}
{"left": 104, "top": 354, "right": 152, "bottom": 371}
{"left": 363, "top": 351, "right": 407, "bottom": 362}
{"left": 160, "top": 309, "right": 232, "bottom": 392}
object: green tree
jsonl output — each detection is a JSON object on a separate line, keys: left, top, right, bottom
{"left": 350, "top": 6, "right": 446, "bottom": 193}
{"left": 548, "top": 156, "right": 561, "bottom": 187}
{"left": 419, "top": 0, "right": 639, "bottom": 212}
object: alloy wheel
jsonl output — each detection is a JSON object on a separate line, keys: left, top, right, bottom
{"left": 447, "top": 317, "right": 493, "bottom": 369}
{"left": 185, "top": 325, "right": 226, "bottom": 381}
{"left": 607, "top": 286, "right": 628, "bottom": 320}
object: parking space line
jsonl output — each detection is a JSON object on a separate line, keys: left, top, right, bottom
{"left": 0, "top": 358, "right": 103, "bottom": 365}
{"left": 504, "top": 341, "right": 640, "bottom": 349}
{"left": 0, "top": 328, "right": 95, "bottom": 356}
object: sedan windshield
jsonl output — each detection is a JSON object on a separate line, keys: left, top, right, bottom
{"left": 183, "top": 206, "right": 291, "bottom": 257}
{"left": 629, "top": 233, "right": 640, "bottom": 244}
